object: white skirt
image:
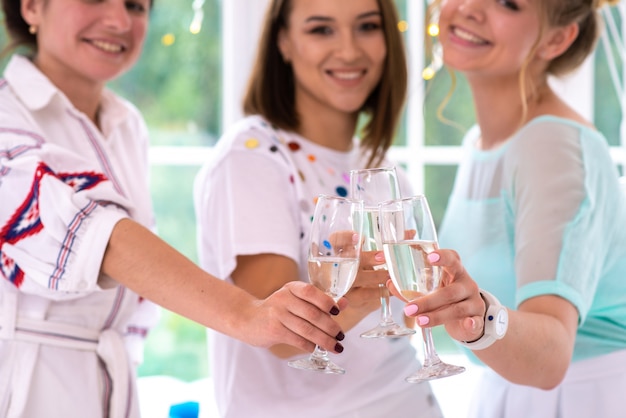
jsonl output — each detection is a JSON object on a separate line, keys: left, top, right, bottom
{"left": 467, "top": 349, "right": 626, "bottom": 418}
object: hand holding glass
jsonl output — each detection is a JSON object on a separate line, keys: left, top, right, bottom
{"left": 379, "top": 195, "right": 465, "bottom": 382}
{"left": 288, "top": 195, "right": 364, "bottom": 374}
{"left": 349, "top": 167, "right": 415, "bottom": 339}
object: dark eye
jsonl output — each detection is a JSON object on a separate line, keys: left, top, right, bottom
{"left": 309, "top": 25, "right": 334, "bottom": 35}
{"left": 126, "top": 1, "right": 148, "bottom": 13}
{"left": 359, "top": 21, "right": 382, "bottom": 32}
{"left": 498, "top": 0, "right": 519, "bottom": 11}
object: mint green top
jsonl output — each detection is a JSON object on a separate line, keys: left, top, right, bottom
{"left": 439, "top": 116, "right": 626, "bottom": 362}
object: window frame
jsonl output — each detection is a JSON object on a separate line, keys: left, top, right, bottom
{"left": 149, "top": 2, "right": 626, "bottom": 178}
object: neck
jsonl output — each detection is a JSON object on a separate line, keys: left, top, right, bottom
{"left": 467, "top": 73, "right": 551, "bottom": 149}
{"left": 294, "top": 95, "right": 358, "bottom": 152}
{"left": 33, "top": 57, "right": 104, "bottom": 129}
{"left": 65, "top": 88, "right": 103, "bottom": 128}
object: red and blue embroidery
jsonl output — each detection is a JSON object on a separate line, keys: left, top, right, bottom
{"left": 59, "top": 172, "right": 108, "bottom": 192}
{"left": 0, "top": 161, "right": 108, "bottom": 288}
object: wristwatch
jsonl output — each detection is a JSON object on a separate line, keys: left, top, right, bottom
{"left": 460, "top": 290, "right": 508, "bottom": 351}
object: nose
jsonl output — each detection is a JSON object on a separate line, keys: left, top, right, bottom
{"left": 334, "top": 31, "right": 362, "bottom": 62}
{"left": 102, "top": 1, "right": 132, "bottom": 31}
{"left": 458, "top": 0, "right": 485, "bottom": 22}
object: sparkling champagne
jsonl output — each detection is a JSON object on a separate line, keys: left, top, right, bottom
{"left": 382, "top": 240, "right": 441, "bottom": 300}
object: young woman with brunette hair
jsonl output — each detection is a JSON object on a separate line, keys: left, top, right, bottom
{"left": 0, "top": 1, "right": 346, "bottom": 416}
{"left": 194, "top": 0, "right": 444, "bottom": 416}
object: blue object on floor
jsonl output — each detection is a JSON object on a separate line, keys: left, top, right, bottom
{"left": 169, "top": 401, "right": 199, "bottom": 418}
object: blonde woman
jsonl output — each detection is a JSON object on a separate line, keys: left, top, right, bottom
{"left": 395, "top": 0, "right": 626, "bottom": 417}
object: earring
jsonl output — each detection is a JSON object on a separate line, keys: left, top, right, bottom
{"left": 29, "top": 25, "right": 37, "bottom": 35}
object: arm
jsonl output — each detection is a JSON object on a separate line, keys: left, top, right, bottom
{"left": 391, "top": 249, "right": 578, "bottom": 389}
{"left": 395, "top": 122, "right": 594, "bottom": 388}
{"left": 232, "top": 250, "right": 387, "bottom": 358}
{"left": 102, "top": 218, "right": 345, "bottom": 354}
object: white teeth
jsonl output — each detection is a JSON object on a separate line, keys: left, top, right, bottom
{"left": 332, "top": 71, "right": 362, "bottom": 80}
{"left": 452, "top": 27, "right": 487, "bottom": 45}
{"left": 91, "top": 40, "right": 123, "bottom": 53}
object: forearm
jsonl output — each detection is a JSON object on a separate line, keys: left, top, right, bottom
{"left": 472, "top": 297, "right": 577, "bottom": 389}
{"left": 394, "top": 250, "right": 580, "bottom": 389}
{"left": 473, "top": 313, "right": 569, "bottom": 387}
{"left": 102, "top": 218, "right": 254, "bottom": 341}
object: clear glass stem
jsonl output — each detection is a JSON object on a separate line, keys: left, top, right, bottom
{"left": 309, "top": 345, "right": 330, "bottom": 366}
{"left": 421, "top": 327, "right": 442, "bottom": 368}
{"left": 378, "top": 283, "right": 395, "bottom": 325}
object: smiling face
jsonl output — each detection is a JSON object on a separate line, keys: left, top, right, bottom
{"left": 278, "top": 0, "right": 387, "bottom": 118}
{"left": 437, "top": 0, "right": 544, "bottom": 79}
{"left": 23, "top": 0, "right": 150, "bottom": 92}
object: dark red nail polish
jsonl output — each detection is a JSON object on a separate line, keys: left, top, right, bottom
{"left": 334, "top": 343, "right": 344, "bottom": 353}
{"left": 330, "top": 306, "right": 340, "bottom": 315}
{"left": 335, "top": 331, "right": 345, "bottom": 341}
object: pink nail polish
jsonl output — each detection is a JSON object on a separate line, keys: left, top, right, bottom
{"left": 404, "top": 304, "right": 418, "bottom": 316}
{"left": 417, "top": 316, "right": 430, "bottom": 326}
{"left": 374, "top": 252, "right": 385, "bottom": 262}
{"left": 427, "top": 252, "right": 440, "bottom": 263}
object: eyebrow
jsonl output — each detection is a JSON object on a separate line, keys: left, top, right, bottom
{"left": 304, "top": 10, "right": 382, "bottom": 23}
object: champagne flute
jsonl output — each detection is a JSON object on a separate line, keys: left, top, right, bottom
{"left": 349, "top": 167, "right": 416, "bottom": 339}
{"left": 288, "top": 195, "right": 364, "bottom": 374}
{"left": 379, "top": 195, "right": 465, "bottom": 382}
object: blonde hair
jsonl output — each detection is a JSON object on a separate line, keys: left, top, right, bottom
{"left": 427, "top": 0, "right": 618, "bottom": 125}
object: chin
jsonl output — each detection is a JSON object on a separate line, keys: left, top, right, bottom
{"left": 332, "top": 98, "right": 369, "bottom": 114}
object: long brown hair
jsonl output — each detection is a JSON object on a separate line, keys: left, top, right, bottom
{"left": 1, "top": 0, "right": 37, "bottom": 55}
{"left": 243, "top": 0, "right": 408, "bottom": 168}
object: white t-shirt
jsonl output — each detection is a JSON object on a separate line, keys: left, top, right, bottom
{"left": 0, "top": 55, "right": 159, "bottom": 418}
{"left": 194, "top": 115, "right": 442, "bottom": 418}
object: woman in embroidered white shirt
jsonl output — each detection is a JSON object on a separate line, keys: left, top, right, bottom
{"left": 0, "top": 1, "right": 346, "bottom": 417}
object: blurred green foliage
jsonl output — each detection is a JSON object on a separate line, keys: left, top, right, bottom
{"left": 111, "top": 0, "right": 222, "bottom": 143}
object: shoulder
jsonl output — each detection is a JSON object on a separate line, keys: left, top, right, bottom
{"left": 515, "top": 116, "right": 604, "bottom": 145}
{"left": 502, "top": 116, "right": 598, "bottom": 184}
{"left": 507, "top": 116, "right": 592, "bottom": 162}
{"left": 201, "top": 115, "right": 298, "bottom": 175}
{"left": 462, "top": 125, "right": 481, "bottom": 147}
{"left": 218, "top": 115, "right": 284, "bottom": 150}
{"left": 214, "top": 115, "right": 305, "bottom": 165}
{"left": 0, "top": 86, "right": 45, "bottom": 150}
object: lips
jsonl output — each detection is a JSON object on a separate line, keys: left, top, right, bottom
{"left": 326, "top": 70, "right": 367, "bottom": 86}
{"left": 326, "top": 69, "right": 365, "bottom": 80}
{"left": 87, "top": 39, "right": 125, "bottom": 53}
{"left": 450, "top": 26, "right": 489, "bottom": 45}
